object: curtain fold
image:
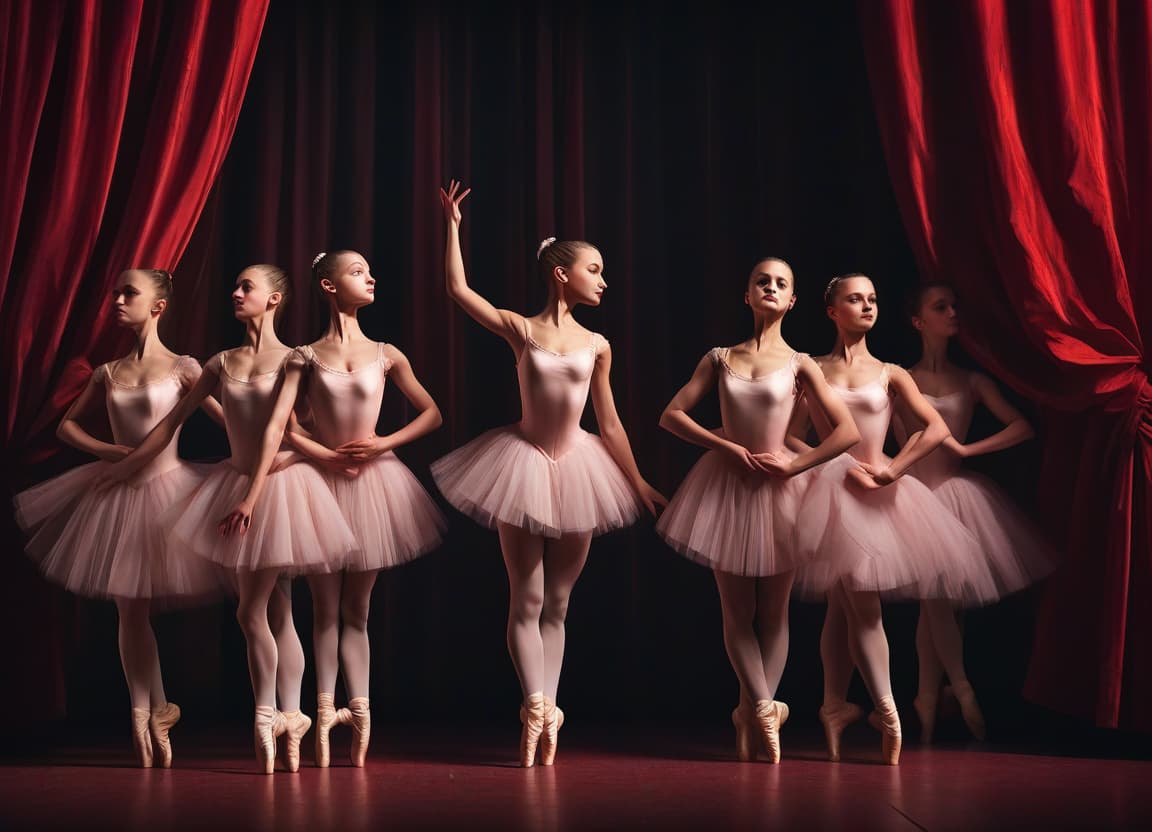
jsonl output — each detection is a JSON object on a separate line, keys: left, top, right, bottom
{"left": 859, "top": 0, "right": 1152, "bottom": 730}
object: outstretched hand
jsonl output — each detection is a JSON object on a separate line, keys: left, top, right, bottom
{"left": 440, "top": 179, "right": 471, "bottom": 224}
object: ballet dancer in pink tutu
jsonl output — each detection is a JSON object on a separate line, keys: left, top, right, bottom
{"left": 656, "top": 257, "right": 861, "bottom": 763}
{"left": 14, "top": 269, "right": 222, "bottom": 768}
{"left": 432, "top": 181, "right": 667, "bottom": 767}
{"left": 97, "top": 264, "right": 359, "bottom": 774}
{"left": 895, "top": 282, "right": 1054, "bottom": 742}
{"left": 789, "top": 273, "right": 999, "bottom": 765}
{"left": 281, "top": 250, "right": 446, "bottom": 767}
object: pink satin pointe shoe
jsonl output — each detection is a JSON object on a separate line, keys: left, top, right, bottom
{"left": 519, "top": 691, "right": 546, "bottom": 767}
{"left": 952, "top": 681, "right": 986, "bottom": 741}
{"left": 913, "top": 694, "right": 938, "bottom": 743}
{"left": 316, "top": 692, "right": 352, "bottom": 768}
{"left": 149, "top": 702, "right": 181, "bottom": 769}
{"left": 818, "top": 701, "right": 862, "bottom": 762}
{"left": 754, "top": 700, "right": 790, "bottom": 764}
{"left": 347, "top": 697, "right": 370, "bottom": 768}
{"left": 278, "top": 709, "right": 312, "bottom": 773}
{"left": 254, "top": 705, "right": 280, "bottom": 774}
{"left": 875, "top": 696, "right": 902, "bottom": 765}
{"left": 731, "top": 703, "right": 760, "bottom": 762}
{"left": 540, "top": 696, "right": 564, "bottom": 766}
{"left": 131, "top": 707, "right": 154, "bottom": 768}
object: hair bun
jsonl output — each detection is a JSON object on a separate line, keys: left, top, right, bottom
{"left": 311, "top": 252, "right": 327, "bottom": 269}
{"left": 536, "top": 237, "right": 557, "bottom": 260}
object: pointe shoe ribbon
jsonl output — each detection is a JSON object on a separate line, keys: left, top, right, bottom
{"left": 540, "top": 696, "right": 563, "bottom": 766}
{"left": 315, "top": 693, "right": 352, "bottom": 768}
{"left": 519, "top": 692, "right": 547, "bottom": 767}
{"left": 149, "top": 702, "right": 181, "bottom": 769}
{"left": 875, "top": 696, "right": 902, "bottom": 766}
{"left": 131, "top": 707, "right": 154, "bottom": 768}
{"left": 818, "top": 701, "right": 862, "bottom": 762}
{"left": 348, "top": 698, "right": 371, "bottom": 768}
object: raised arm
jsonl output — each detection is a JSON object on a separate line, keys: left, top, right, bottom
{"left": 334, "top": 346, "right": 443, "bottom": 463}
{"left": 94, "top": 359, "right": 222, "bottom": 487}
{"left": 590, "top": 340, "right": 668, "bottom": 516}
{"left": 440, "top": 180, "right": 526, "bottom": 352}
{"left": 784, "top": 356, "right": 860, "bottom": 473}
{"left": 658, "top": 353, "right": 769, "bottom": 472}
{"left": 56, "top": 368, "right": 134, "bottom": 462}
{"left": 218, "top": 358, "right": 304, "bottom": 536}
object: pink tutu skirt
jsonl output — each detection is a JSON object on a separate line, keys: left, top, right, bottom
{"left": 794, "top": 455, "right": 1001, "bottom": 605}
{"left": 657, "top": 448, "right": 818, "bottom": 576}
{"left": 324, "top": 452, "right": 447, "bottom": 571}
{"left": 431, "top": 426, "right": 640, "bottom": 538}
{"left": 14, "top": 461, "right": 223, "bottom": 603}
{"left": 923, "top": 471, "right": 1055, "bottom": 596}
{"left": 167, "top": 457, "right": 358, "bottom": 574}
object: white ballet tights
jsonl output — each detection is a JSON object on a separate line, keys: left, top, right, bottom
{"left": 714, "top": 571, "right": 794, "bottom": 705}
{"left": 115, "top": 598, "right": 166, "bottom": 710}
{"left": 917, "top": 599, "right": 968, "bottom": 697}
{"left": 268, "top": 578, "right": 305, "bottom": 711}
{"left": 822, "top": 582, "right": 894, "bottom": 705}
{"left": 308, "top": 570, "right": 379, "bottom": 700}
{"left": 236, "top": 568, "right": 282, "bottom": 708}
{"left": 498, "top": 522, "right": 592, "bottom": 700}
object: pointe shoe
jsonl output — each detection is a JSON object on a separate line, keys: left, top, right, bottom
{"left": 315, "top": 692, "right": 352, "bottom": 768}
{"left": 149, "top": 702, "right": 181, "bottom": 769}
{"left": 519, "top": 691, "right": 546, "bottom": 767}
{"left": 875, "top": 696, "right": 902, "bottom": 766}
{"left": 347, "top": 698, "right": 371, "bottom": 768}
{"left": 913, "top": 694, "right": 938, "bottom": 744}
{"left": 754, "top": 700, "right": 789, "bottom": 764}
{"left": 131, "top": 707, "right": 154, "bottom": 768}
{"left": 278, "top": 709, "right": 312, "bottom": 773}
{"left": 731, "top": 704, "right": 759, "bottom": 762}
{"left": 540, "top": 696, "right": 563, "bottom": 766}
{"left": 818, "top": 702, "right": 862, "bottom": 762}
{"left": 952, "top": 682, "right": 986, "bottom": 741}
{"left": 254, "top": 705, "right": 279, "bottom": 774}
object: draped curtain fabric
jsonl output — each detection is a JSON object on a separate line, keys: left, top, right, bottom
{"left": 859, "top": 0, "right": 1152, "bottom": 731}
{"left": 0, "top": 0, "right": 268, "bottom": 715}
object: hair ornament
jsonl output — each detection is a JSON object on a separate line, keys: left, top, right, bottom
{"left": 311, "top": 252, "right": 327, "bottom": 269}
{"left": 536, "top": 237, "right": 557, "bottom": 260}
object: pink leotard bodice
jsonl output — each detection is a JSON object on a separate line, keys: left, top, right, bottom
{"left": 101, "top": 357, "right": 197, "bottom": 479}
{"left": 211, "top": 349, "right": 294, "bottom": 472}
{"left": 297, "top": 343, "right": 392, "bottom": 447}
{"left": 712, "top": 348, "right": 802, "bottom": 454}
{"left": 828, "top": 365, "right": 894, "bottom": 468}
{"left": 515, "top": 333, "right": 602, "bottom": 461}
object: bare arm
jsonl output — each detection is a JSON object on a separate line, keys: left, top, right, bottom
{"left": 954, "top": 373, "right": 1034, "bottom": 458}
{"left": 877, "top": 366, "right": 951, "bottom": 481}
{"left": 56, "top": 369, "right": 133, "bottom": 462}
{"left": 334, "top": 346, "right": 443, "bottom": 462}
{"left": 590, "top": 341, "right": 667, "bottom": 516}
{"left": 784, "top": 395, "right": 816, "bottom": 455}
{"left": 785, "top": 356, "right": 860, "bottom": 473}
{"left": 440, "top": 180, "right": 526, "bottom": 353}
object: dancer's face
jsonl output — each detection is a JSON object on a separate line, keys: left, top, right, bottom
{"left": 558, "top": 247, "right": 606, "bottom": 306}
{"left": 320, "top": 252, "right": 375, "bottom": 307}
{"left": 827, "top": 276, "right": 877, "bottom": 333}
{"left": 745, "top": 259, "right": 796, "bottom": 316}
{"left": 914, "top": 286, "right": 958, "bottom": 338}
{"left": 232, "top": 267, "right": 280, "bottom": 321}
{"left": 111, "top": 270, "right": 163, "bottom": 327}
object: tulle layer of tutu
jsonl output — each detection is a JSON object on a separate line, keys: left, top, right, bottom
{"left": 431, "top": 426, "right": 640, "bottom": 538}
{"left": 794, "top": 455, "right": 1002, "bottom": 605}
{"left": 926, "top": 472, "right": 1056, "bottom": 596}
{"left": 167, "top": 461, "right": 358, "bottom": 574}
{"left": 324, "top": 452, "right": 447, "bottom": 571}
{"left": 656, "top": 449, "right": 819, "bottom": 576}
{"left": 14, "top": 461, "right": 224, "bottom": 603}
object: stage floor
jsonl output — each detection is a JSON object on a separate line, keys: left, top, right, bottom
{"left": 2, "top": 722, "right": 1150, "bottom": 831}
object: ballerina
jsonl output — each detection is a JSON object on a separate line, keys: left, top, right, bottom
{"left": 96, "top": 264, "right": 359, "bottom": 773}
{"left": 895, "top": 281, "right": 1055, "bottom": 742}
{"left": 789, "top": 273, "right": 999, "bottom": 764}
{"left": 432, "top": 181, "right": 667, "bottom": 767}
{"left": 284, "top": 249, "right": 447, "bottom": 767}
{"left": 14, "top": 268, "right": 222, "bottom": 767}
{"left": 656, "top": 257, "right": 860, "bottom": 763}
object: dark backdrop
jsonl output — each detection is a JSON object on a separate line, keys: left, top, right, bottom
{"left": 3, "top": 0, "right": 1049, "bottom": 738}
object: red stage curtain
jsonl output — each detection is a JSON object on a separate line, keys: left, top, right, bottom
{"left": 0, "top": 0, "right": 268, "bottom": 716}
{"left": 860, "top": 0, "right": 1152, "bottom": 730}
